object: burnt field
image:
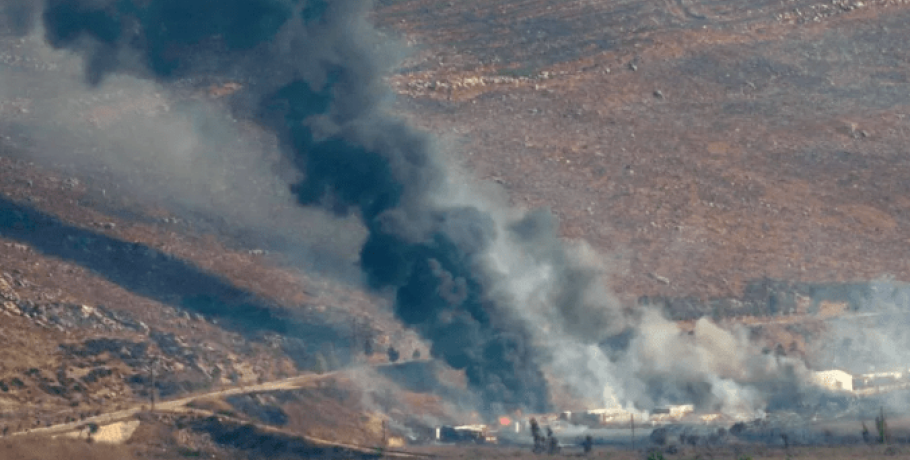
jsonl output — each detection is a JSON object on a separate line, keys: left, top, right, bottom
{"left": 377, "top": 0, "right": 910, "bottom": 301}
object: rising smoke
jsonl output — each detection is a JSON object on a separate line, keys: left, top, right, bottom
{"left": 4, "top": 0, "right": 827, "bottom": 417}
{"left": 18, "top": 0, "right": 556, "bottom": 414}
{"left": 814, "top": 279, "right": 910, "bottom": 374}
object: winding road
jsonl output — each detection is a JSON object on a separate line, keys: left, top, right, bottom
{"left": 13, "top": 362, "right": 436, "bottom": 458}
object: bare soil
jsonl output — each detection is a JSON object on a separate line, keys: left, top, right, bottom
{"left": 0, "top": 0, "right": 908, "bottom": 457}
{"left": 376, "top": 0, "right": 910, "bottom": 301}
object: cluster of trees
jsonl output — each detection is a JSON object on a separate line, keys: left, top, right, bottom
{"left": 647, "top": 279, "right": 882, "bottom": 322}
{"left": 529, "top": 418, "right": 560, "bottom": 455}
{"left": 309, "top": 342, "right": 403, "bottom": 374}
{"left": 642, "top": 287, "right": 801, "bottom": 322}
{"left": 351, "top": 318, "right": 416, "bottom": 365}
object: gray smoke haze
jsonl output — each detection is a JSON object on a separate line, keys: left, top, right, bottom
{"left": 0, "top": 30, "right": 367, "bottom": 276}
{"left": 0, "top": 0, "right": 854, "bottom": 419}
{"left": 4, "top": 0, "right": 553, "bottom": 414}
{"left": 814, "top": 278, "right": 910, "bottom": 374}
{"left": 431, "top": 176, "right": 814, "bottom": 416}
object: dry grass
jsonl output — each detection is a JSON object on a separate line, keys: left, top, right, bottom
{"left": 0, "top": 437, "right": 138, "bottom": 460}
{"left": 186, "top": 397, "right": 237, "bottom": 416}
{"left": 380, "top": 0, "right": 910, "bottom": 301}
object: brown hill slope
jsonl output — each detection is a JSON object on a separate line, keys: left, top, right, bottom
{"left": 0, "top": 0, "right": 907, "bottom": 451}
{"left": 0, "top": 152, "right": 426, "bottom": 430}
{"left": 377, "top": 0, "right": 910, "bottom": 300}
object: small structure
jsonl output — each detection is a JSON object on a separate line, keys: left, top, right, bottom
{"left": 435, "top": 424, "right": 492, "bottom": 443}
{"left": 811, "top": 369, "right": 854, "bottom": 392}
{"left": 651, "top": 404, "right": 695, "bottom": 422}
{"left": 853, "top": 369, "right": 910, "bottom": 395}
{"left": 856, "top": 371, "right": 904, "bottom": 389}
{"left": 559, "top": 411, "right": 604, "bottom": 427}
{"left": 386, "top": 436, "right": 406, "bottom": 447}
{"left": 584, "top": 407, "right": 634, "bottom": 425}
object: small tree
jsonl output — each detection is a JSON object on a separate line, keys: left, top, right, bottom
{"left": 546, "top": 427, "right": 559, "bottom": 455}
{"left": 86, "top": 423, "right": 99, "bottom": 443}
{"left": 582, "top": 435, "right": 593, "bottom": 455}
{"left": 529, "top": 418, "right": 545, "bottom": 453}
{"left": 412, "top": 349, "right": 421, "bottom": 360}
{"left": 775, "top": 343, "right": 786, "bottom": 357}
{"left": 876, "top": 406, "right": 891, "bottom": 444}
{"left": 387, "top": 346, "right": 400, "bottom": 363}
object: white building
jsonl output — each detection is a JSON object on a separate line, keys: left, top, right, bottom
{"left": 811, "top": 369, "right": 854, "bottom": 392}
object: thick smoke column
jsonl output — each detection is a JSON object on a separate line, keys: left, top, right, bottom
{"left": 29, "top": 0, "right": 553, "bottom": 413}
{"left": 16, "top": 0, "right": 825, "bottom": 417}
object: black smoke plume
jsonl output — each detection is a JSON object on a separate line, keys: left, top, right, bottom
{"left": 31, "top": 0, "right": 550, "bottom": 414}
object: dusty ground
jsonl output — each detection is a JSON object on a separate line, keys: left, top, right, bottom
{"left": 0, "top": 152, "right": 425, "bottom": 431}
{"left": 375, "top": 0, "right": 910, "bottom": 301}
{"left": 2, "top": 438, "right": 909, "bottom": 460}
{"left": 0, "top": 0, "right": 908, "bottom": 457}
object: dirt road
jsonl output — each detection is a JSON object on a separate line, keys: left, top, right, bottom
{"left": 12, "top": 365, "right": 363, "bottom": 438}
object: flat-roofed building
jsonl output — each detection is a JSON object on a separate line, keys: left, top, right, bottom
{"left": 811, "top": 369, "right": 854, "bottom": 392}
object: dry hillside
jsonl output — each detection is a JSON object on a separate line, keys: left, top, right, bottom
{"left": 0, "top": 0, "right": 908, "bottom": 457}
{"left": 376, "top": 0, "right": 910, "bottom": 300}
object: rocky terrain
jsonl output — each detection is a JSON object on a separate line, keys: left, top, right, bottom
{"left": 0, "top": 0, "right": 909, "bottom": 458}
{"left": 0, "top": 151, "right": 429, "bottom": 436}
{"left": 377, "top": 0, "right": 910, "bottom": 301}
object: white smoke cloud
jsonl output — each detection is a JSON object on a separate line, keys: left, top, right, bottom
{"left": 426, "top": 161, "right": 819, "bottom": 416}
{"left": 426, "top": 168, "right": 809, "bottom": 416}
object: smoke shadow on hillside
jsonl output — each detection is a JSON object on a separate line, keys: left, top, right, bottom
{"left": 0, "top": 196, "right": 345, "bottom": 348}
{"left": 190, "top": 417, "right": 382, "bottom": 459}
